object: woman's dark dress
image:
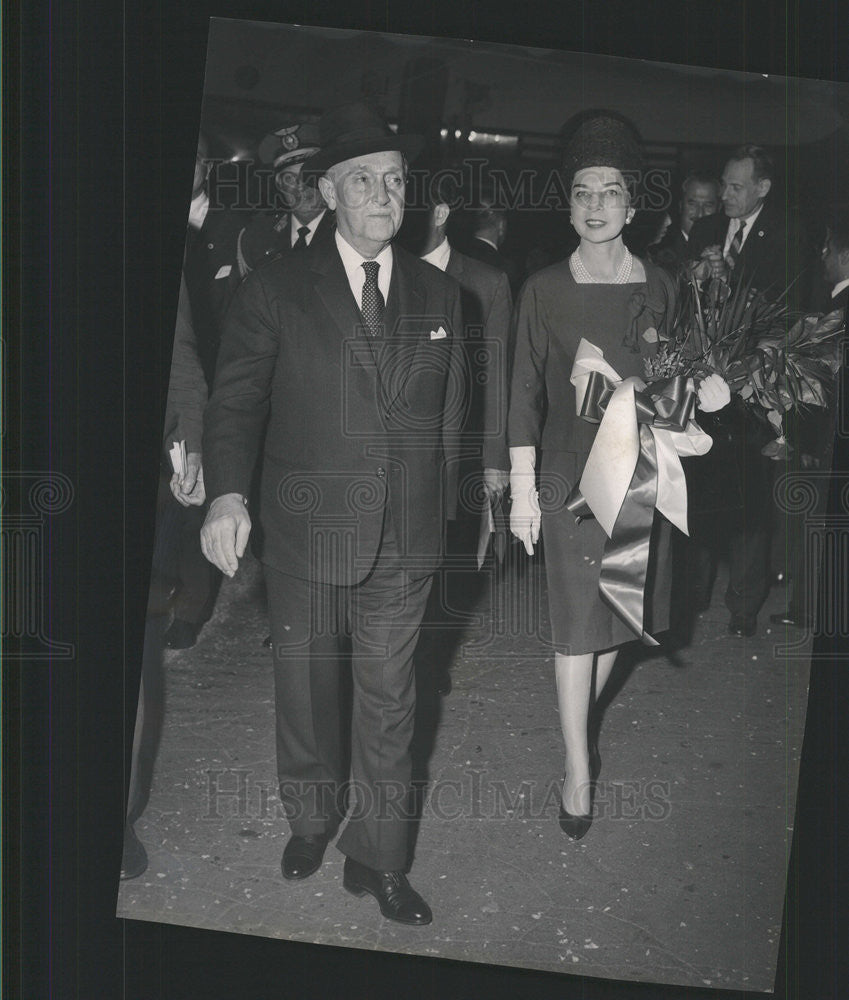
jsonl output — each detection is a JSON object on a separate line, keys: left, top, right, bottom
{"left": 508, "top": 258, "right": 677, "bottom": 654}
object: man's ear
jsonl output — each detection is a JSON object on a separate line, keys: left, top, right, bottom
{"left": 434, "top": 203, "right": 450, "bottom": 229}
{"left": 317, "top": 174, "right": 336, "bottom": 210}
{"left": 756, "top": 177, "right": 772, "bottom": 199}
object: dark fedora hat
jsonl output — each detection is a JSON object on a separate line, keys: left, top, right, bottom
{"left": 302, "top": 101, "right": 423, "bottom": 175}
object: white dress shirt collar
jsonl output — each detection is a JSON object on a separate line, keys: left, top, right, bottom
{"left": 188, "top": 191, "right": 209, "bottom": 231}
{"left": 420, "top": 237, "right": 451, "bottom": 272}
{"left": 290, "top": 209, "right": 327, "bottom": 248}
{"left": 475, "top": 235, "right": 499, "bottom": 252}
{"left": 724, "top": 202, "right": 764, "bottom": 253}
{"left": 831, "top": 277, "right": 849, "bottom": 300}
{"left": 335, "top": 229, "right": 393, "bottom": 305}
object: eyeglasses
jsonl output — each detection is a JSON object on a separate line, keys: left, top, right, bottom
{"left": 570, "top": 188, "right": 628, "bottom": 209}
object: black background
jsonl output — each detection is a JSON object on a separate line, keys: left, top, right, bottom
{"left": 5, "top": 2, "right": 848, "bottom": 998}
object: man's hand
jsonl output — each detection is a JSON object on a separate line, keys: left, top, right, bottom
{"left": 200, "top": 493, "right": 251, "bottom": 576}
{"left": 170, "top": 451, "right": 206, "bottom": 507}
{"left": 697, "top": 373, "right": 732, "bottom": 413}
{"left": 702, "top": 244, "right": 729, "bottom": 282}
{"left": 483, "top": 468, "right": 510, "bottom": 499}
{"left": 690, "top": 245, "right": 728, "bottom": 284}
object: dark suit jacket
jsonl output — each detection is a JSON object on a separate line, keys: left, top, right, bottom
{"left": 460, "top": 237, "right": 523, "bottom": 298}
{"left": 648, "top": 227, "right": 690, "bottom": 277}
{"left": 444, "top": 248, "right": 512, "bottom": 471}
{"left": 239, "top": 209, "right": 336, "bottom": 271}
{"left": 164, "top": 273, "right": 207, "bottom": 455}
{"left": 204, "top": 236, "right": 465, "bottom": 586}
{"left": 184, "top": 207, "right": 247, "bottom": 382}
{"left": 687, "top": 203, "right": 810, "bottom": 305}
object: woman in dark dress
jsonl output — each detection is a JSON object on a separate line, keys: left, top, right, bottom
{"left": 508, "top": 115, "right": 729, "bottom": 839}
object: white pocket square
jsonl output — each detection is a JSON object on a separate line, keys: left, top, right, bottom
{"left": 429, "top": 327, "right": 447, "bottom": 340}
{"left": 214, "top": 265, "right": 232, "bottom": 280}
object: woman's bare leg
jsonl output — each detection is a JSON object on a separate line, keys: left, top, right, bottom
{"left": 554, "top": 652, "right": 594, "bottom": 816}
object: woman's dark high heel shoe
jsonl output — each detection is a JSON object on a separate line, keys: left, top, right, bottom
{"left": 558, "top": 799, "right": 593, "bottom": 840}
{"left": 559, "top": 768, "right": 593, "bottom": 840}
{"left": 559, "top": 741, "right": 601, "bottom": 840}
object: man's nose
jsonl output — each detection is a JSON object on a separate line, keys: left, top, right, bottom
{"left": 373, "top": 178, "right": 391, "bottom": 204}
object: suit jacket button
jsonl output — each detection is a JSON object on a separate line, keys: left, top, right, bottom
{"left": 376, "top": 467, "right": 386, "bottom": 478}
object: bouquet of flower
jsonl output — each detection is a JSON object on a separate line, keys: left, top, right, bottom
{"left": 643, "top": 274, "right": 845, "bottom": 458}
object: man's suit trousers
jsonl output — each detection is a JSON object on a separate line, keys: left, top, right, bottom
{"left": 264, "top": 510, "right": 433, "bottom": 872}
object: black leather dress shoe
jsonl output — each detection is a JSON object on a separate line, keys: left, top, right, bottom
{"left": 343, "top": 857, "right": 433, "bottom": 925}
{"left": 164, "top": 619, "right": 200, "bottom": 649}
{"left": 262, "top": 634, "right": 273, "bottom": 649}
{"left": 769, "top": 610, "right": 812, "bottom": 629}
{"left": 282, "top": 834, "right": 328, "bottom": 881}
{"left": 728, "top": 615, "right": 756, "bottom": 637}
{"left": 120, "top": 822, "right": 148, "bottom": 880}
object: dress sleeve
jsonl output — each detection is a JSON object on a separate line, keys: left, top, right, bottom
{"left": 507, "top": 276, "right": 548, "bottom": 448}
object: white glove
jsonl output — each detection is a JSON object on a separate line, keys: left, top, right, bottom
{"left": 509, "top": 446, "right": 540, "bottom": 555}
{"left": 697, "top": 373, "right": 731, "bottom": 413}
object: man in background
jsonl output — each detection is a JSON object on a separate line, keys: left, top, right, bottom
{"left": 416, "top": 172, "right": 512, "bottom": 695}
{"left": 650, "top": 171, "right": 720, "bottom": 275}
{"left": 240, "top": 122, "right": 333, "bottom": 271}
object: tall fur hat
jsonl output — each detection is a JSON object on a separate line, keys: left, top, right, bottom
{"left": 562, "top": 112, "right": 644, "bottom": 186}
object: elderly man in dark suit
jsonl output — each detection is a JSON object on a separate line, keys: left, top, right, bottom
{"left": 415, "top": 172, "right": 512, "bottom": 693}
{"left": 200, "top": 103, "right": 465, "bottom": 926}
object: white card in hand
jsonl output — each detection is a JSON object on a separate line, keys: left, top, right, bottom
{"left": 169, "top": 440, "right": 187, "bottom": 478}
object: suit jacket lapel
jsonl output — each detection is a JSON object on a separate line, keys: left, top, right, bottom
{"left": 446, "top": 247, "right": 463, "bottom": 283}
{"left": 309, "top": 238, "right": 380, "bottom": 400}
{"left": 380, "top": 245, "right": 427, "bottom": 410}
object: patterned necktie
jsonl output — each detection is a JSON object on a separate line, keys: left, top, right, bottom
{"left": 726, "top": 219, "right": 747, "bottom": 269}
{"left": 292, "top": 225, "right": 310, "bottom": 251}
{"left": 360, "top": 260, "right": 384, "bottom": 336}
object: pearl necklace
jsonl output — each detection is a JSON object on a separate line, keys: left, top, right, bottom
{"left": 570, "top": 247, "right": 633, "bottom": 284}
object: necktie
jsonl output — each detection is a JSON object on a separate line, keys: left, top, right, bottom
{"left": 361, "top": 260, "right": 384, "bottom": 337}
{"left": 726, "top": 219, "right": 747, "bottom": 269}
{"left": 292, "top": 225, "right": 310, "bottom": 251}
